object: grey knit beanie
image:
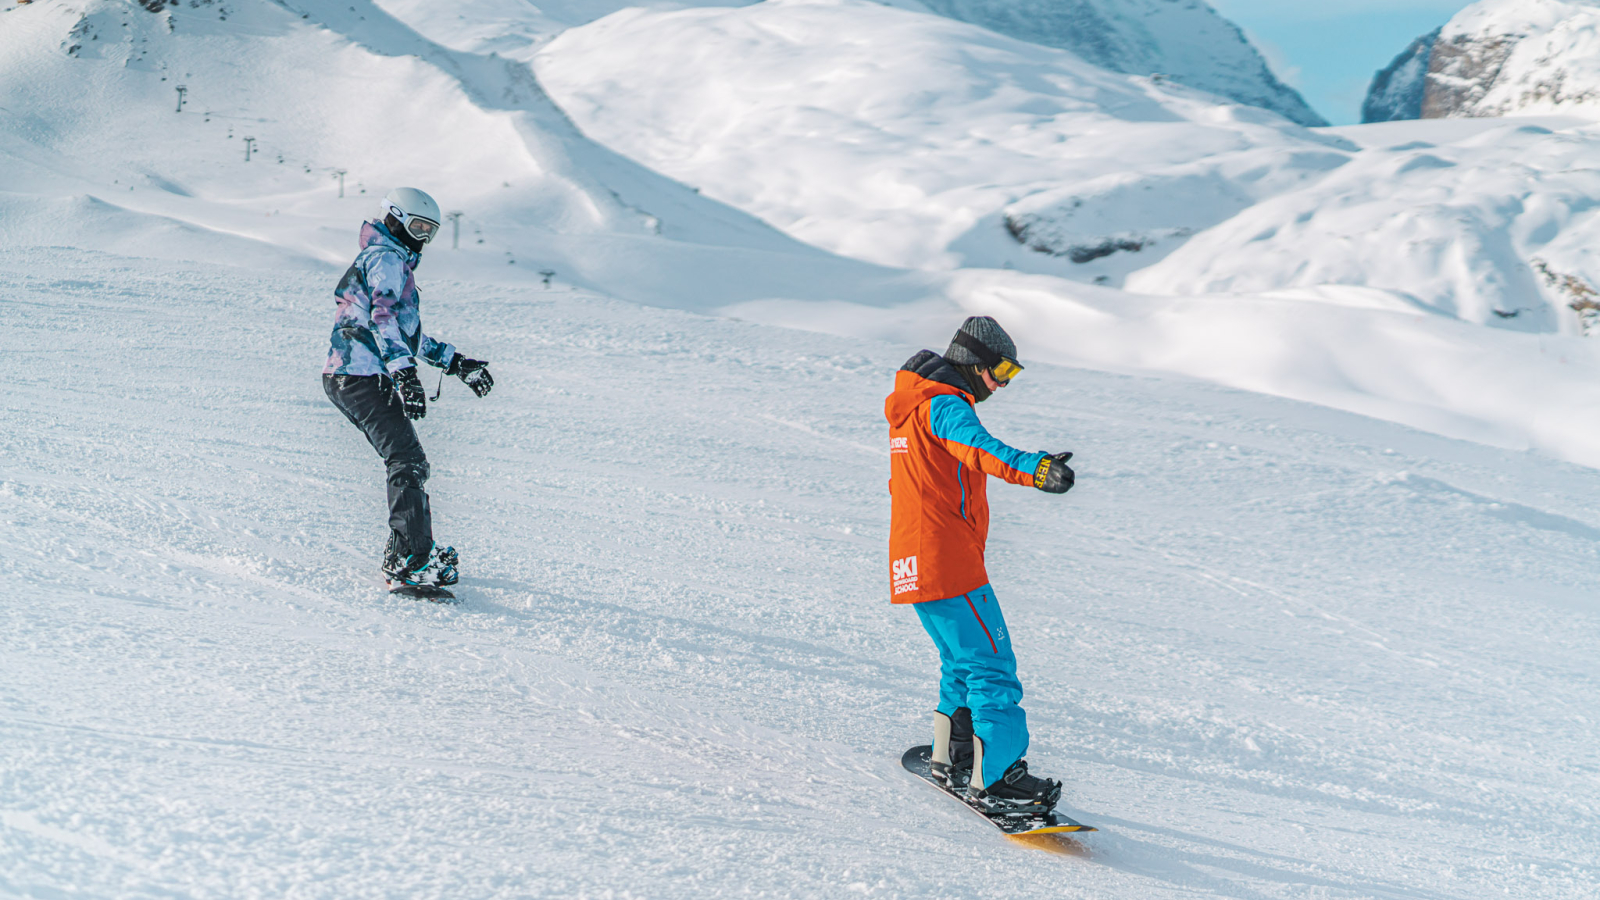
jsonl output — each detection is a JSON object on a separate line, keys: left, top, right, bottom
{"left": 945, "top": 316, "right": 1017, "bottom": 367}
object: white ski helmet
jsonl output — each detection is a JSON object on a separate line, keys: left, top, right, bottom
{"left": 381, "top": 187, "right": 442, "bottom": 245}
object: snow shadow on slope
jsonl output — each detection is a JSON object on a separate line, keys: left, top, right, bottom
{"left": 1391, "top": 472, "right": 1600, "bottom": 543}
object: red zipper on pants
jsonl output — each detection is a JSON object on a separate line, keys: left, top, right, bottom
{"left": 964, "top": 593, "right": 998, "bottom": 654}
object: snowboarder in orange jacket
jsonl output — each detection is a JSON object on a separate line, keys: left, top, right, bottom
{"left": 885, "top": 316, "right": 1074, "bottom": 815}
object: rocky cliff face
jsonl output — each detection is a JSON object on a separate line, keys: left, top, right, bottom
{"left": 1421, "top": 30, "right": 1521, "bottom": 119}
{"left": 912, "top": 0, "right": 1328, "bottom": 126}
{"left": 1361, "top": 29, "right": 1439, "bottom": 123}
{"left": 1363, "top": 0, "right": 1600, "bottom": 120}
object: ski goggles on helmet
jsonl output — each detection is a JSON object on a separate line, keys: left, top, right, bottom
{"left": 403, "top": 216, "right": 440, "bottom": 244}
{"left": 950, "top": 330, "right": 1024, "bottom": 384}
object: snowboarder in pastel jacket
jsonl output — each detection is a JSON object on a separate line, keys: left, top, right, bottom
{"left": 885, "top": 316, "right": 1075, "bottom": 815}
{"left": 322, "top": 187, "right": 495, "bottom": 589}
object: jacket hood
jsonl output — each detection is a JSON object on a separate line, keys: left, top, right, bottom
{"left": 885, "top": 350, "right": 973, "bottom": 427}
{"left": 360, "top": 219, "right": 420, "bottom": 269}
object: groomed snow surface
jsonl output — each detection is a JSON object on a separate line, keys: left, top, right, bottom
{"left": 5, "top": 249, "right": 1600, "bottom": 899}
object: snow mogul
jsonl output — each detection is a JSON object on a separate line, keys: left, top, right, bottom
{"left": 322, "top": 187, "right": 494, "bottom": 590}
{"left": 885, "top": 316, "right": 1075, "bottom": 814}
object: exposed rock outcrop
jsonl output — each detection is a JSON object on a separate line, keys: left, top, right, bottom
{"left": 1363, "top": 0, "right": 1600, "bottom": 120}
{"left": 1421, "top": 32, "right": 1520, "bottom": 118}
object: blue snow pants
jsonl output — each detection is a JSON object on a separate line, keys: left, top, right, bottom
{"left": 913, "top": 584, "right": 1027, "bottom": 788}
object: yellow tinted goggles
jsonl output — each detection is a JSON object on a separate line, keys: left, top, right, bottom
{"left": 991, "top": 357, "right": 1024, "bottom": 384}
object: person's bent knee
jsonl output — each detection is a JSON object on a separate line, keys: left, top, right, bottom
{"left": 387, "top": 457, "right": 429, "bottom": 489}
{"left": 962, "top": 664, "right": 1024, "bottom": 707}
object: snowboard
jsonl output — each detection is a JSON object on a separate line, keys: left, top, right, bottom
{"left": 901, "top": 745, "right": 1096, "bottom": 836}
{"left": 387, "top": 583, "right": 458, "bottom": 603}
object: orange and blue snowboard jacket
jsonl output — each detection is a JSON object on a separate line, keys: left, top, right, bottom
{"left": 885, "top": 351, "right": 1047, "bottom": 604}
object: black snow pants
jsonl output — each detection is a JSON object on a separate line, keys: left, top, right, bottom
{"left": 323, "top": 373, "right": 433, "bottom": 557}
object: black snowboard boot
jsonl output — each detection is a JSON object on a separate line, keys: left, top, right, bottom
{"left": 383, "top": 531, "right": 459, "bottom": 588}
{"left": 968, "top": 739, "right": 1061, "bottom": 815}
{"left": 929, "top": 708, "right": 975, "bottom": 790}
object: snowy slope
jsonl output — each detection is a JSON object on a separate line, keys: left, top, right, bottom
{"left": 0, "top": 0, "right": 912, "bottom": 310}
{"left": 1126, "top": 117, "right": 1600, "bottom": 335}
{"left": 6, "top": 1, "right": 1600, "bottom": 460}
{"left": 370, "top": 0, "right": 648, "bottom": 58}
{"left": 535, "top": 0, "right": 1351, "bottom": 280}
{"left": 913, "top": 0, "right": 1326, "bottom": 126}
{"left": 6, "top": 2, "right": 1600, "bottom": 895}
{"left": 731, "top": 263, "right": 1600, "bottom": 467}
{"left": 5, "top": 248, "right": 1600, "bottom": 899}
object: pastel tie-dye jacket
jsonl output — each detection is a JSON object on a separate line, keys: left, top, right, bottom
{"left": 323, "top": 220, "right": 456, "bottom": 377}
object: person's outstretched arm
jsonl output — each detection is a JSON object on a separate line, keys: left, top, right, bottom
{"left": 927, "top": 395, "right": 1046, "bottom": 487}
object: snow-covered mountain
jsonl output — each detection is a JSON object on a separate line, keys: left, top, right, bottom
{"left": 0, "top": 0, "right": 908, "bottom": 309}
{"left": 372, "top": 0, "right": 1325, "bottom": 126}
{"left": 535, "top": 0, "right": 1350, "bottom": 281}
{"left": 913, "top": 0, "right": 1327, "bottom": 126}
{"left": 1363, "top": 0, "right": 1600, "bottom": 121}
{"left": 536, "top": 0, "right": 1600, "bottom": 344}
{"left": 1125, "top": 117, "right": 1600, "bottom": 334}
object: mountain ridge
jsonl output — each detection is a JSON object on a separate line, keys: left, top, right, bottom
{"left": 372, "top": 0, "right": 1326, "bottom": 126}
{"left": 910, "top": 0, "right": 1327, "bottom": 126}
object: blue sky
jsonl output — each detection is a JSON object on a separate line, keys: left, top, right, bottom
{"left": 1206, "top": 0, "right": 1480, "bottom": 125}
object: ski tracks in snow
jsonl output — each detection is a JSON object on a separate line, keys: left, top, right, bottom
{"left": 3, "top": 249, "right": 1600, "bottom": 898}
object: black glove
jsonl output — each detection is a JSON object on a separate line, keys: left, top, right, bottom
{"left": 447, "top": 355, "right": 494, "bottom": 398}
{"left": 393, "top": 367, "right": 427, "bottom": 420}
{"left": 1033, "top": 451, "right": 1074, "bottom": 494}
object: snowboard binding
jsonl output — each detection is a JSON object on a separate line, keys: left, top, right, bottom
{"left": 967, "top": 757, "right": 1062, "bottom": 816}
{"left": 383, "top": 532, "right": 459, "bottom": 589}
